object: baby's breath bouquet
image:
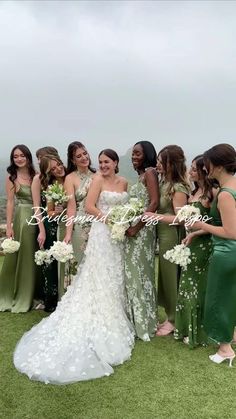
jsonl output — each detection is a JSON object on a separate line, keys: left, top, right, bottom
{"left": 1, "top": 238, "right": 20, "bottom": 254}
{"left": 108, "top": 198, "right": 145, "bottom": 242}
{"left": 163, "top": 244, "right": 191, "bottom": 271}
{"left": 43, "top": 181, "right": 70, "bottom": 206}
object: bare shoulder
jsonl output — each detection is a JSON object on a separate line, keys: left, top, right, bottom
{"left": 218, "top": 190, "right": 236, "bottom": 204}
{"left": 65, "top": 172, "right": 76, "bottom": 182}
{"left": 32, "top": 174, "right": 41, "bottom": 186}
{"left": 117, "top": 175, "right": 128, "bottom": 187}
{"left": 90, "top": 173, "right": 103, "bottom": 186}
{"left": 145, "top": 168, "right": 157, "bottom": 178}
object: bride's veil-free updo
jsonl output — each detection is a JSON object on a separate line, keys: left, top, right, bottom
{"left": 99, "top": 149, "right": 119, "bottom": 173}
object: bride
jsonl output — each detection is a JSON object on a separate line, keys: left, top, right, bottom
{"left": 14, "top": 149, "right": 135, "bottom": 384}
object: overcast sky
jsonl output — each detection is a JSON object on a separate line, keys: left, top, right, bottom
{"left": 0, "top": 0, "right": 235, "bottom": 162}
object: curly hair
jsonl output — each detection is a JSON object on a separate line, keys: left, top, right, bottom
{"left": 7, "top": 144, "right": 35, "bottom": 185}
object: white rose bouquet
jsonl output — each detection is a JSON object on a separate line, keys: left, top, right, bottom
{"left": 108, "top": 198, "right": 145, "bottom": 242}
{"left": 43, "top": 181, "right": 70, "bottom": 206}
{"left": 1, "top": 238, "right": 20, "bottom": 254}
{"left": 35, "top": 242, "right": 75, "bottom": 266}
{"left": 34, "top": 249, "right": 53, "bottom": 266}
{"left": 163, "top": 244, "right": 191, "bottom": 271}
{"left": 48, "top": 241, "right": 74, "bottom": 263}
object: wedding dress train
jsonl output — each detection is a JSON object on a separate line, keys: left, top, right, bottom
{"left": 14, "top": 191, "right": 134, "bottom": 384}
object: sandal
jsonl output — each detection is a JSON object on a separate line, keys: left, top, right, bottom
{"left": 156, "top": 321, "right": 175, "bottom": 336}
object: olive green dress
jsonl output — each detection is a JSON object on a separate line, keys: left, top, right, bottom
{"left": 174, "top": 202, "right": 212, "bottom": 347}
{"left": 157, "top": 181, "right": 189, "bottom": 324}
{"left": 0, "top": 185, "right": 38, "bottom": 312}
{"left": 204, "top": 187, "right": 236, "bottom": 343}
{"left": 125, "top": 179, "right": 157, "bottom": 341}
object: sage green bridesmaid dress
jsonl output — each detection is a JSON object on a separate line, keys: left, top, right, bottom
{"left": 174, "top": 202, "right": 212, "bottom": 347}
{"left": 0, "top": 185, "right": 38, "bottom": 312}
{"left": 57, "top": 172, "right": 93, "bottom": 299}
{"left": 72, "top": 173, "right": 93, "bottom": 265}
{"left": 157, "top": 181, "right": 189, "bottom": 324}
{"left": 125, "top": 179, "right": 157, "bottom": 341}
{"left": 204, "top": 187, "right": 236, "bottom": 343}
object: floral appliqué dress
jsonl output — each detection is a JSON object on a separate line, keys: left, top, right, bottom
{"left": 174, "top": 202, "right": 212, "bottom": 347}
{"left": 125, "top": 179, "right": 157, "bottom": 341}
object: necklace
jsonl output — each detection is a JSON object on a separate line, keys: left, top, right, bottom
{"left": 76, "top": 169, "right": 91, "bottom": 181}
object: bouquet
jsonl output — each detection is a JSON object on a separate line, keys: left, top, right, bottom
{"left": 35, "top": 249, "right": 53, "bottom": 266}
{"left": 35, "top": 241, "right": 74, "bottom": 265}
{"left": 49, "top": 241, "right": 74, "bottom": 263}
{"left": 1, "top": 238, "right": 20, "bottom": 254}
{"left": 43, "top": 181, "right": 70, "bottom": 206}
{"left": 163, "top": 244, "right": 191, "bottom": 271}
{"left": 108, "top": 198, "right": 145, "bottom": 242}
{"left": 176, "top": 205, "right": 201, "bottom": 224}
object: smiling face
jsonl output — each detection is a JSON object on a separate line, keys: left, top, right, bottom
{"left": 13, "top": 148, "right": 27, "bottom": 168}
{"left": 99, "top": 153, "right": 117, "bottom": 177}
{"left": 131, "top": 144, "right": 145, "bottom": 171}
{"left": 189, "top": 160, "right": 199, "bottom": 183}
{"left": 49, "top": 159, "right": 65, "bottom": 179}
{"left": 72, "top": 147, "right": 90, "bottom": 170}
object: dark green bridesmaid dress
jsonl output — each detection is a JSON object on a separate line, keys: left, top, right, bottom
{"left": 204, "top": 187, "right": 236, "bottom": 343}
{"left": 175, "top": 202, "right": 212, "bottom": 347}
{"left": 157, "top": 181, "right": 189, "bottom": 324}
{"left": 0, "top": 185, "right": 38, "bottom": 312}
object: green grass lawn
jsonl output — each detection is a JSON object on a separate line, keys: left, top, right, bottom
{"left": 0, "top": 256, "right": 236, "bottom": 418}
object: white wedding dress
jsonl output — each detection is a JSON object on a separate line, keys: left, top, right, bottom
{"left": 14, "top": 191, "right": 134, "bottom": 384}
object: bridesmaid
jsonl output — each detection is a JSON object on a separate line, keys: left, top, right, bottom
{"left": 40, "top": 154, "right": 66, "bottom": 311}
{"left": 0, "top": 145, "right": 37, "bottom": 312}
{"left": 174, "top": 155, "right": 213, "bottom": 347}
{"left": 192, "top": 144, "right": 236, "bottom": 365}
{"left": 33, "top": 146, "right": 59, "bottom": 304}
{"left": 125, "top": 140, "right": 159, "bottom": 341}
{"left": 63, "top": 141, "right": 95, "bottom": 268}
{"left": 146, "top": 145, "right": 190, "bottom": 336}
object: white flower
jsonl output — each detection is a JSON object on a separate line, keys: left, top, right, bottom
{"left": 1, "top": 238, "right": 20, "bottom": 253}
{"left": 107, "top": 198, "right": 144, "bottom": 242}
{"left": 177, "top": 205, "right": 201, "bottom": 221}
{"left": 43, "top": 181, "right": 70, "bottom": 205}
{"left": 163, "top": 244, "right": 191, "bottom": 271}
{"left": 110, "top": 223, "right": 129, "bottom": 242}
{"left": 34, "top": 249, "right": 52, "bottom": 266}
{"left": 48, "top": 241, "right": 74, "bottom": 263}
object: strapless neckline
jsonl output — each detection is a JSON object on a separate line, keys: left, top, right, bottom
{"left": 100, "top": 191, "right": 128, "bottom": 195}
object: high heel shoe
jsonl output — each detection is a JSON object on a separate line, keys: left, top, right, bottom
{"left": 209, "top": 353, "right": 235, "bottom": 367}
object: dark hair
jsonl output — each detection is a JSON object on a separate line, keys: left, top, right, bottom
{"left": 7, "top": 144, "right": 35, "bottom": 184}
{"left": 134, "top": 140, "right": 157, "bottom": 169}
{"left": 191, "top": 155, "right": 213, "bottom": 202}
{"left": 39, "top": 154, "right": 66, "bottom": 190}
{"left": 99, "top": 149, "right": 119, "bottom": 173}
{"left": 36, "top": 146, "right": 59, "bottom": 159}
{"left": 203, "top": 143, "right": 236, "bottom": 174}
{"left": 158, "top": 145, "right": 189, "bottom": 197}
{"left": 67, "top": 141, "right": 95, "bottom": 174}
